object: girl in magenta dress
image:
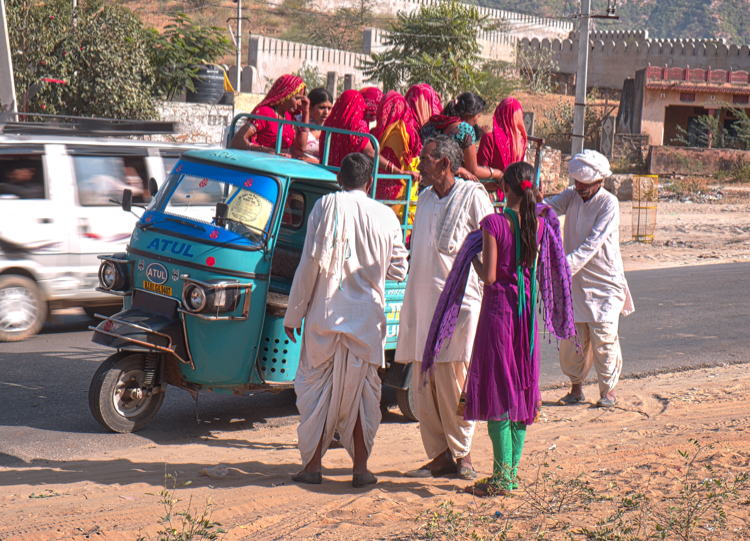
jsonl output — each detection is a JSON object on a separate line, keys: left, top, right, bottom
{"left": 421, "top": 162, "right": 576, "bottom": 497}
{"left": 466, "top": 161, "right": 546, "bottom": 496}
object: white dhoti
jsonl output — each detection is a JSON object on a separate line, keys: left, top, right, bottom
{"left": 412, "top": 361, "right": 475, "bottom": 460}
{"left": 295, "top": 342, "right": 382, "bottom": 466}
{"left": 559, "top": 321, "right": 622, "bottom": 397}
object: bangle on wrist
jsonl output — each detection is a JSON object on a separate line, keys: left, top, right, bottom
{"left": 488, "top": 166, "right": 494, "bottom": 179}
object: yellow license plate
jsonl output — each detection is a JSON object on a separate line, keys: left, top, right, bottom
{"left": 143, "top": 281, "right": 172, "bottom": 296}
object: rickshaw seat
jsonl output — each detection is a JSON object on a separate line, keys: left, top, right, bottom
{"left": 266, "top": 291, "right": 288, "bottom": 317}
{"left": 271, "top": 245, "right": 302, "bottom": 281}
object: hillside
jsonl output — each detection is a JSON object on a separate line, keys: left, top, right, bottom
{"left": 473, "top": 0, "right": 750, "bottom": 45}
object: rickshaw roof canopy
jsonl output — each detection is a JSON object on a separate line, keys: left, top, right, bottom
{"left": 182, "top": 149, "right": 339, "bottom": 183}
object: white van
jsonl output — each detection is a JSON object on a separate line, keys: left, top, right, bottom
{"left": 0, "top": 134, "right": 218, "bottom": 341}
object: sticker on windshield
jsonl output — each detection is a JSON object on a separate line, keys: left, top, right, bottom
{"left": 227, "top": 189, "right": 273, "bottom": 231}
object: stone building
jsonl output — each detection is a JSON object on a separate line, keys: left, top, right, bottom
{"left": 617, "top": 65, "right": 750, "bottom": 146}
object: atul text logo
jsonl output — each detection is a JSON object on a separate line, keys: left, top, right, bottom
{"left": 146, "top": 263, "right": 169, "bottom": 285}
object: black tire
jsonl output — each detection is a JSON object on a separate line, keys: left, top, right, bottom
{"left": 84, "top": 304, "right": 122, "bottom": 319}
{"left": 0, "top": 275, "right": 46, "bottom": 342}
{"left": 396, "top": 385, "right": 418, "bottom": 422}
{"left": 89, "top": 352, "right": 165, "bottom": 433}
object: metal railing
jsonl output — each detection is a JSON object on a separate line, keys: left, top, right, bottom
{"left": 228, "top": 114, "right": 414, "bottom": 241}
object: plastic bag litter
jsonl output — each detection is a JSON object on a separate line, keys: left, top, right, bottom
{"left": 201, "top": 464, "right": 228, "bottom": 478}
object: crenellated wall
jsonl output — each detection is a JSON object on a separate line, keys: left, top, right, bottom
{"left": 363, "top": 26, "right": 517, "bottom": 62}
{"left": 520, "top": 36, "right": 750, "bottom": 90}
{"left": 248, "top": 35, "right": 369, "bottom": 93}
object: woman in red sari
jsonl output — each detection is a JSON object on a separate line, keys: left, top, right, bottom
{"left": 360, "top": 87, "right": 383, "bottom": 125}
{"left": 320, "top": 90, "right": 419, "bottom": 188}
{"left": 404, "top": 84, "right": 442, "bottom": 130}
{"left": 230, "top": 74, "right": 308, "bottom": 153}
{"left": 477, "top": 97, "right": 528, "bottom": 191}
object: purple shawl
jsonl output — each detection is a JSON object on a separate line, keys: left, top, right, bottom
{"left": 421, "top": 204, "right": 578, "bottom": 374}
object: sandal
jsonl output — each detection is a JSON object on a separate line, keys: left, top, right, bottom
{"left": 291, "top": 471, "right": 322, "bottom": 485}
{"left": 558, "top": 392, "right": 586, "bottom": 405}
{"left": 352, "top": 472, "right": 377, "bottom": 488}
{"left": 464, "top": 482, "right": 509, "bottom": 497}
{"left": 405, "top": 462, "right": 458, "bottom": 478}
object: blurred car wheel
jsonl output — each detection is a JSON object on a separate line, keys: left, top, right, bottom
{"left": 0, "top": 275, "right": 46, "bottom": 342}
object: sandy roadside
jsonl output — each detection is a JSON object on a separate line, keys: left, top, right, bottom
{"left": 2, "top": 191, "right": 749, "bottom": 541}
{"left": 1, "top": 363, "right": 748, "bottom": 540}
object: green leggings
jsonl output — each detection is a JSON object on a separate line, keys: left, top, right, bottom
{"left": 487, "top": 420, "right": 527, "bottom": 489}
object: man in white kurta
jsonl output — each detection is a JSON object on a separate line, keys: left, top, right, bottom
{"left": 545, "top": 150, "right": 634, "bottom": 408}
{"left": 284, "top": 153, "right": 408, "bottom": 487}
{"left": 396, "top": 135, "right": 493, "bottom": 480}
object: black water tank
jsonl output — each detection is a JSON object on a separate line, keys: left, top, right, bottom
{"left": 186, "top": 64, "right": 225, "bottom": 104}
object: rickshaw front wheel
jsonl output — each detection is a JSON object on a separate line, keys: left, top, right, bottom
{"left": 89, "top": 351, "right": 166, "bottom": 433}
{"left": 396, "top": 385, "right": 418, "bottom": 422}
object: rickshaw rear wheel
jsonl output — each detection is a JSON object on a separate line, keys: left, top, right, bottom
{"left": 396, "top": 385, "right": 418, "bottom": 422}
{"left": 89, "top": 351, "right": 166, "bottom": 433}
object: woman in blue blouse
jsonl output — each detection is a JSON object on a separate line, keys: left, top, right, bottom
{"left": 421, "top": 92, "right": 502, "bottom": 186}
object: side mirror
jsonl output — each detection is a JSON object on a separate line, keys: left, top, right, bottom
{"left": 215, "top": 202, "right": 228, "bottom": 228}
{"left": 121, "top": 189, "right": 133, "bottom": 212}
{"left": 148, "top": 177, "right": 158, "bottom": 197}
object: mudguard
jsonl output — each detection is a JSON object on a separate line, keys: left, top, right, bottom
{"left": 90, "top": 290, "right": 189, "bottom": 365}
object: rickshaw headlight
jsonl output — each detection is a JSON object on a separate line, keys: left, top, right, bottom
{"left": 101, "top": 264, "right": 117, "bottom": 289}
{"left": 185, "top": 284, "right": 207, "bottom": 312}
{"left": 98, "top": 261, "right": 129, "bottom": 291}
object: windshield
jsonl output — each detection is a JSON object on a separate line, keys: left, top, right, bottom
{"left": 151, "top": 159, "right": 280, "bottom": 244}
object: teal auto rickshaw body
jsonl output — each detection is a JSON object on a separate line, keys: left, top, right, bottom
{"left": 88, "top": 116, "right": 416, "bottom": 432}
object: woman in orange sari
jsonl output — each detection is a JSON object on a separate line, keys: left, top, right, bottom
{"left": 405, "top": 84, "right": 442, "bottom": 130}
{"left": 370, "top": 91, "right": 422, "bottom": 223}
{"left": 230, "top": 74, "right": 308, "bottom": 153}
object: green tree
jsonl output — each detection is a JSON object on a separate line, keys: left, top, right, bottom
{"left": 8, "top": 0, "right": 156, "bottom": 119}
{"left": 279, "top": 0, "right": 377, "bottom": 53}
{"left": 146, "top": 13, "right": 233, "bottom": 101}
{"left": 360, "top": 1, "right": 501, "bottom": 96}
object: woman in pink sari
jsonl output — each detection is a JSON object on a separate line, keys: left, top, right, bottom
{"left": 321, "top": 90, "right": 420, "bottom": 187}
{"left": 405, "top": 84, "right": 442, "bottom": 129}
{"left": 360, "top": 87, "right": 383, "bottom": 125}
{"left": 477, "top": 97, "right": 528, "bottom": 198}
{"left": 230, "top": 74, "right": 308, "bottom": 153}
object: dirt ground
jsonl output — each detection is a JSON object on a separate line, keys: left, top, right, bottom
{"left": 618, "top": 190, "right": 750, "bottom": 272}
{"left": 2, "top": 190, "right": 750, "bottom": 540}
{"left": 1, "top": 363, "right": 748, "bottom": 540}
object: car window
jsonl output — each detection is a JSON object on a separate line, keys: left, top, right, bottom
{"left": 0, "top": 155, "right": 45, "bottom": 199}
{"left": 162, "top": 157, "right": 179, "bottom": 178}
{"left": 281, "top": 190, "right": 305, "bottom": 229}
{"left": 73, "top": 156, "right": 128, "bottom": 206}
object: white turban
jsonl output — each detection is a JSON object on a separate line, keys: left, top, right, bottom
{"left": 568, "top": 149, "right": 612, "bottom": 184}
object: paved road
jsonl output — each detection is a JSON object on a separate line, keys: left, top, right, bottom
{"left": 1, "top": 262, "right": 749, "bottom": 466}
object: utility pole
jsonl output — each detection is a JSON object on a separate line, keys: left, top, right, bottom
{"left": 571, "top": 0, "right": 591, "bottom": 162}
{"left": 0, "top": 0, "right": 17, "bottom": 119}
{"left": 235, "top": 0, "right": 242, "bottom": 92}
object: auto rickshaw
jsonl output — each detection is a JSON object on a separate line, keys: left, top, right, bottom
{"left": 88, "top": 117, "right": 417, "bottom": 433}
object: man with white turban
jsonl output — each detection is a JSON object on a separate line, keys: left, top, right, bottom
{"left": 284, "top": 153, "right": 408, "bottom": 487}
{"left": 545, "top": 149, "right": 634, "bottom": 407}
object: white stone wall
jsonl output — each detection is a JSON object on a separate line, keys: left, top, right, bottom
{"left": 248, "top": 36, "right": 369, "bottom": 93}
{"left": 520, "top": 36, "right": 750, "bottom": 90}
{"left": 154, "top": 102, "right": 234, "bottom": 144}
{"left": 363, "top": 27, "right": 517, "bottom": 63}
